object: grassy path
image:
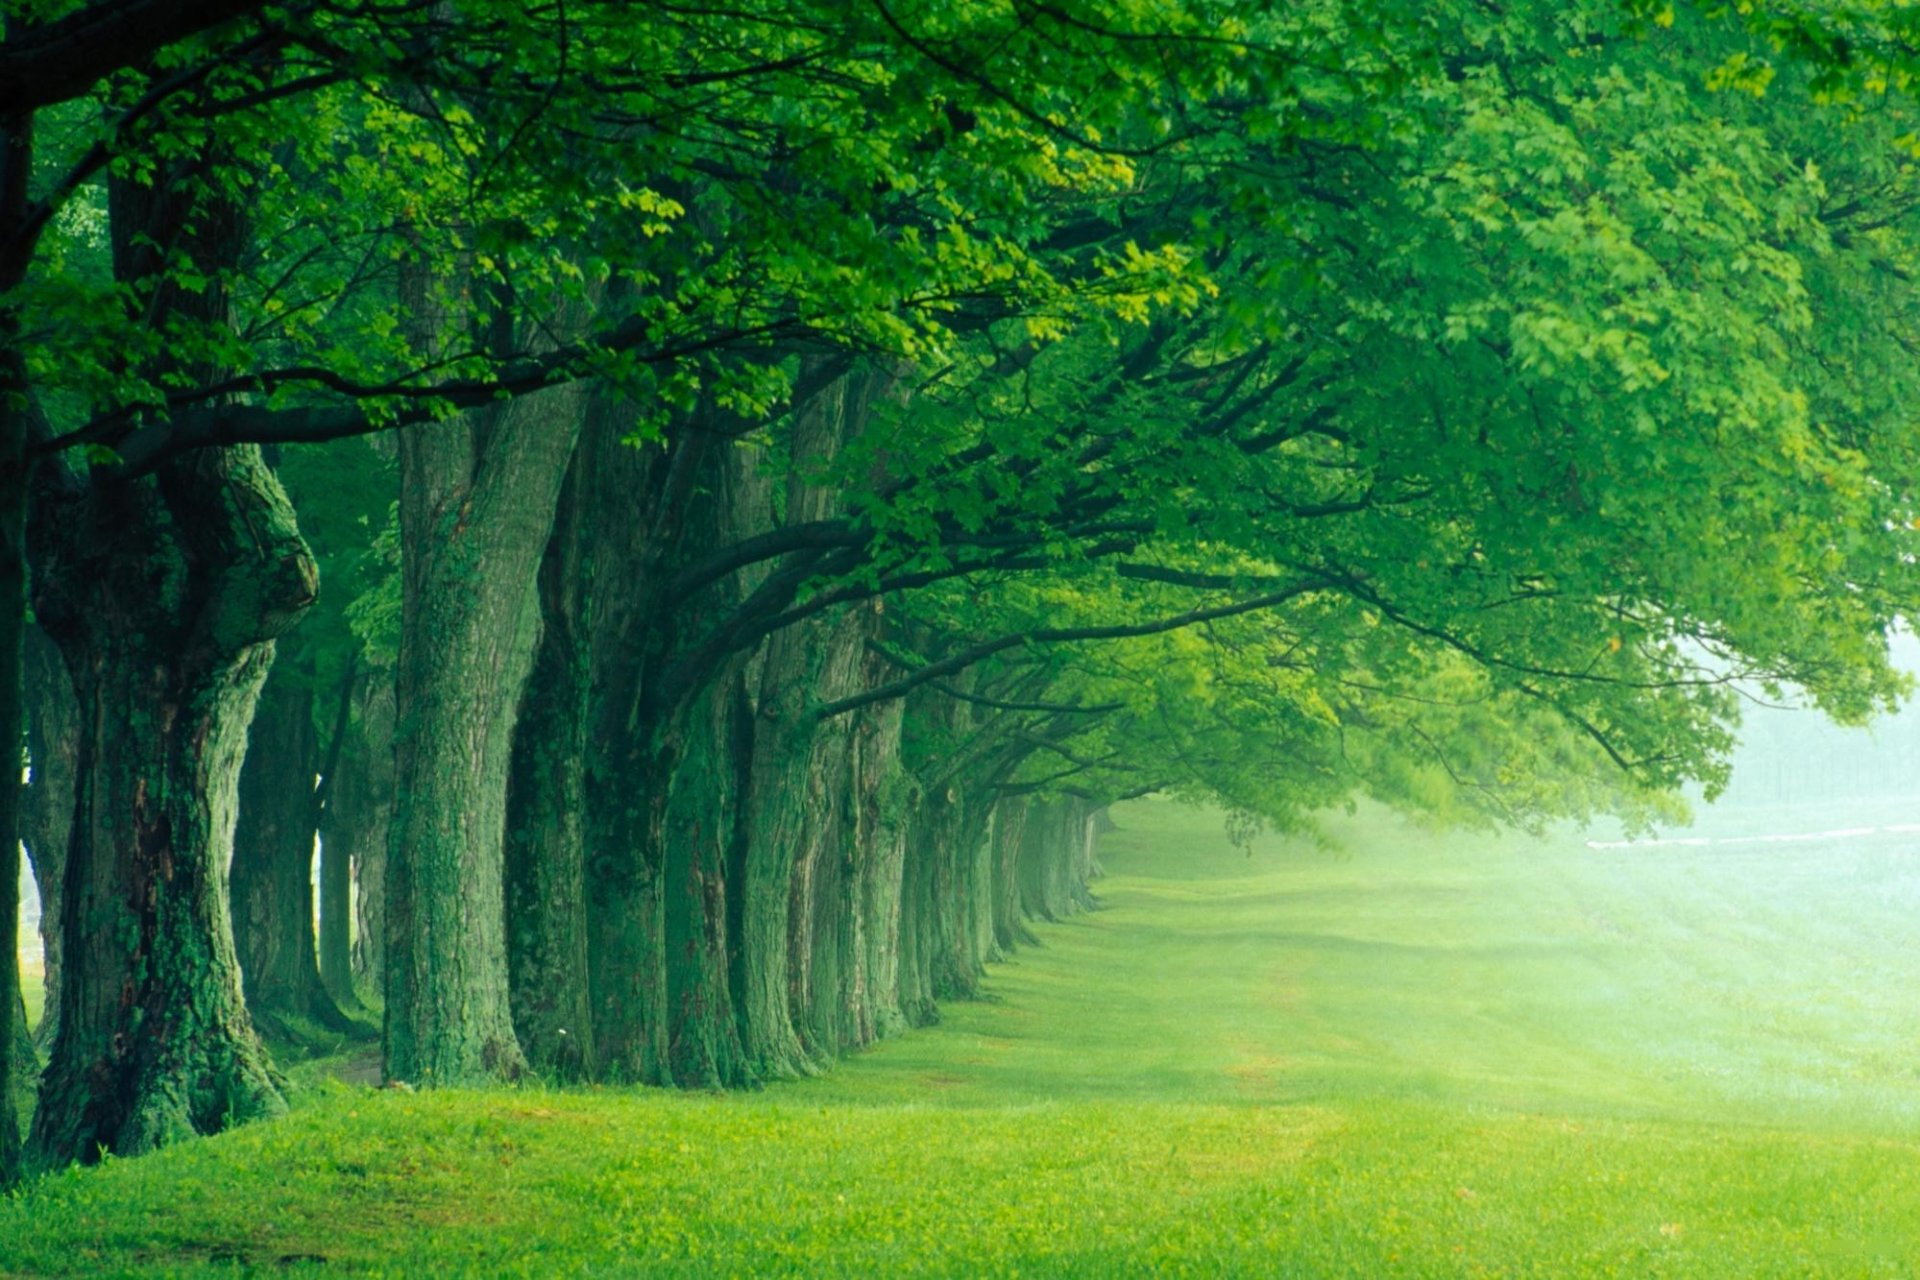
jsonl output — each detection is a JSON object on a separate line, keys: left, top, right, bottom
{"left": 5, "top": 799, "right": 1920, "bottom": 1276}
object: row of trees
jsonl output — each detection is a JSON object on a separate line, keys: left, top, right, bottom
{"left": 7, "top": 0, "right": 1920, "bottom": 1181}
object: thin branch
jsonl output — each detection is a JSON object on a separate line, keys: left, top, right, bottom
{"left": 814, "top": 581, "right": 1318, "bottom": 720}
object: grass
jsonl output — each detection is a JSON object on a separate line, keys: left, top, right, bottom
{"left": 6, "top": 797, "right": 1920, "bottom": 1276}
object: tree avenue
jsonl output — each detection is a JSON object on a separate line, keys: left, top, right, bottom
{"left": 4, "top": 0, "right": 1920, "bottom": 1183}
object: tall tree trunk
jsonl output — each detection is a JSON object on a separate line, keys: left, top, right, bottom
{"left": 231, "top": 666, "right": 358, "bottom": 1040}
{"left": 731, "top": 371, "right": 885, "bottom": 1079}
{"left": 21, "top": 623, "right": 75, "bottom": 1053}
{"left": 785, "top": 606, "right": 901, "bottom": 1060}
{"left": 27, "top": 446, "right": 316, "bottom": 1168}
{"left": 383, "top": 383, "right": 585, "bottom": 1085}
{"left": 580, "top": 408, "right": 688, "bottom": 1087}
{"left": 739, "top": 605, "right": 869, "bottom": 1077}
{"left": 663, "top": 668, "right": 752, "bottom": 1088}
{"left": 849, "top": 664, "right": 911, "bottom": 1046}
{"left": 1019, "top": 797, "right": 1099, "bottom": 923}
{"left": 988, "top": 796, "right": 1037, "bottom": 956}
{"left": 504, "top": 461, "right": 593, "bottom": 1081}
{"left": 330, "top": 673, "right": 394, "bottom": 995}
{"left": 316, "top": 825, "right": 359, "bottom": 1013}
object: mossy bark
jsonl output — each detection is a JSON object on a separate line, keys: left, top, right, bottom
{"left": 791, "top": 628, "right": 908, "bottom": 1058}
{"left": 732, "top": 375, "right": 883, "bottom": 1078}
{"left": 663, "top": 670, "right": 752, "bottom": 1088}
{"left": 231, "top": 666, "right": 359, "bottom": 1041}
{"left": 580, "top": 410, "right": 759, "bottom": 1088}
{"left": 738, "top": 605, "right": 870, "bottom": 1078}
{"left": 504, "top": 461, "right": 594, "bottom": 1081}
{"left": 849, "top": 687, "right": 911, "bottom": 1045}
{"left": 27, "top": 447, "right": 315, "bottom": 1169}
{"left": 384, "top": 383, "right": 587, "bottom": 1086}
{"left": 21, "top": 622, "right": 75, "bottom": 1053}
{"left": 919, "top": 791, "right": 994, "bottom": 1002}
{"left": 579, "top": 410, "right": 674, "bottom": 1086}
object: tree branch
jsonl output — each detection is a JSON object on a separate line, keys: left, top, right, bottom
{"left": 813, "top": 581, "right": 1318, "bottom": 720}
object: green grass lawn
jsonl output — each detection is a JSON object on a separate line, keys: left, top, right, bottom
{"left": 6, "top": 798, "right": 1920, "bottom": 1277}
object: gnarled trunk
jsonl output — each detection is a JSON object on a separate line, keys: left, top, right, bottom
{"left": 27, "top": 446, "right": 315, "bottom": 1169}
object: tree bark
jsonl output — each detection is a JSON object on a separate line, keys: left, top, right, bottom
{"left": 848, "top": 664, "right": 911, "bottom": 1046}
{"left": 732, "top": 372, "right": 884, "bottom": 1078}
{"left": 786, "top": 603, "right": 907, "bottom": 1059}
{"left": 987, "top": 796, "right": 1036, "bottom": 957}
{"left": 503, "top": 458, "right": 593, "bottom": 1081}
{"left": 328, "top": 672, "right": 393, "bottom": 995}
{"left": 662, "top": 668, "right": 752, "bottom": 1088}
{"left": 1019, "top": 797, "right": 1100, "bottom": 923}
{"left": 231, "top": 665, "right": 360, "bottom": 1041}
{"left": 27, "top": 446, "right": 315, "bottom": 1168}
{"left": 383, "top": 382, "right": 586, "bottom": 1086}
{"left": 579, "top": 404, "right": 692, "bottom": 1087}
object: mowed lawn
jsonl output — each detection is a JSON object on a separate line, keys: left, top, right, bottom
{"left": 6, "top": 798, "right": 1920, "bottom": 1277}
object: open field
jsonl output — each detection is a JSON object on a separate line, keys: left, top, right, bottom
{"left": 5, "top": 797, "right": 1920, "bottom": 1276}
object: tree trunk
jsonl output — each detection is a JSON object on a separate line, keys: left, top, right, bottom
{"left": 786, "top": 611, "right": 905, "bottom": 1059}
{"left": 987, "top": 796, "right": 1036, "bottom": 956}
{"left": 231, "top": 666, "right": 359, "bottom": 1041}
{"left": 1019, "top": 797, "right": 1099, "bottom": 923}
{"left": 919, "top": 790, "right": 993, "bottom": 1002}
{"left": 738, "top": 606, "right": 869, "bottom": 1078}
{"left": 329, "top": 673, "right": 394, "bottom": 995}
{"left": 663, "top": 669, "right": 752, "bottom": 1088}
{"left": 504, "top": 460, "right": 594, "bottom": 1081}
{"left": 21, "top": 622, "right": 75, "bottom": 1053}
{"left": 316, "top": 822, "right": 359, "bottom": 1013}
{"left": 849, "top": 671, "right": 911, "bottom": 1045}
{"left": 384, "top": 383, "right": 585, "bottom": 1086}
{"left": 27, "top": 446, "right": 316, "bottom": 1169}
{"left": 579, "top": 408, "right": 673, "bottom": 1086}
{"left": 315, "top": 663, "right": 364, "bottom": 1014}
